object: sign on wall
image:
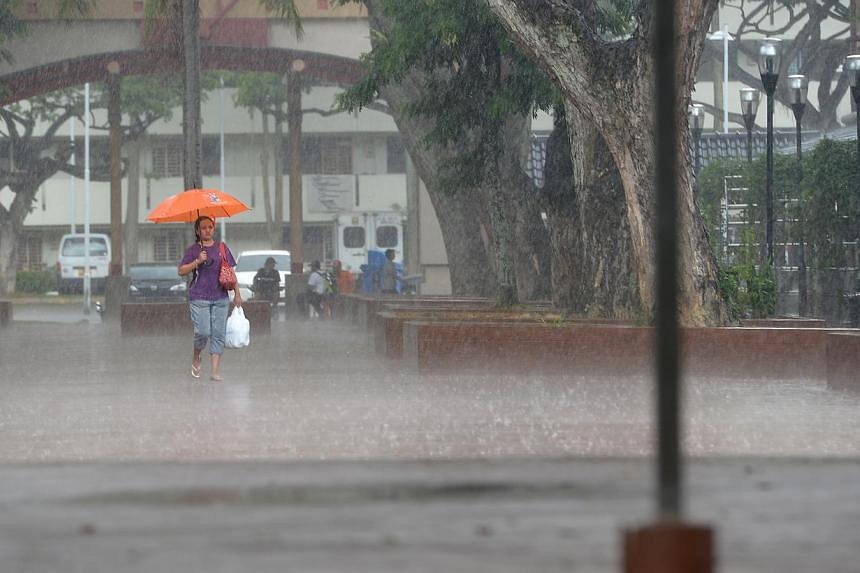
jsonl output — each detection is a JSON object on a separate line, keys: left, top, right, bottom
{"left": 307, "top": 174, "right": 355, "bottom": 213}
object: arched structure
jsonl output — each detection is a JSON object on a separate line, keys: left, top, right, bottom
{"left": 0, "top": 46, "right": 364, "bottom": 104}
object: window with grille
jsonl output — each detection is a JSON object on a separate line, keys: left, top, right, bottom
{"left": 16, "top": 235, "right": 42, "bottom": 271}
{"left": 320, "top": 137, "right": 352, "bottom": 174}
{"left": 387, "top": 136, "right": 406, "bottom": 173}
{"left": 153, "top": 232, "right": 184, "bottom": 263}
{"left": 294, "top": 136, "right": 352, "bottom": 174}
{"left": 151, "top": 140, "right": 183, "bottom": 177}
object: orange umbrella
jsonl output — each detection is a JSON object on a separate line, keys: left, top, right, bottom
{"left": 146, "top": 188, "right": 250, "bottom": 223}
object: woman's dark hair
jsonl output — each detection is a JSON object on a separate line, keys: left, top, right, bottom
{"left": 193, "top": 216, "right": 216, "bottom": 242}
{"left": 265, "top": 257, "right": 276, "bottom": 266}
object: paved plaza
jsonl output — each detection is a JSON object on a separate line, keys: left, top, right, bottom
{"left": 1, "top": 303, "right": 859, "bottom": 572}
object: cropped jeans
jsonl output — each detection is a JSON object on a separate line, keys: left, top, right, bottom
{"left": 190, "top": 298, "right": 230, "bottom": 355}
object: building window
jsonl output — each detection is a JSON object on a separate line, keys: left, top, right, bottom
{"left": 151, "top": 140, "right": 183, "bottom": 178}
{"left": 16, "top": 235, "right": 42, "bottom": 271}
{"left": 296, "top": 136, "right": 352, "bottom": 174}
{"left": 387, "top": 136, "right": 406, "bottom": 173}
{"left": 153, "top": 232, "right": 184, "bottom": 263}
{"left": 202, "top": 136, "right": 220, "bottom": 176}
{"left": 376, "top": 226, "right": 398, "bottom": 248}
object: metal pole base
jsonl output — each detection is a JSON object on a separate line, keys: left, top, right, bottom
{"left": 623, "top": 520, "right": 714, "bottom": 573}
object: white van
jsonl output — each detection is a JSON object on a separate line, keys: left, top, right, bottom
{"left": 336, "top": 213, "right": 404, "bottom": 272}
{"left": 55, "top": 233, "right": 111, "bottom": 294}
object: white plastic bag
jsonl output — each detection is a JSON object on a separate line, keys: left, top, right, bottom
{"left": 225, "top": 307, "right": 250, "bottom": 349}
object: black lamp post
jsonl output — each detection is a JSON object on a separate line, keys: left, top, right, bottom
{"left": 844, "top": 55, "right": 860, "bottom": 198}
{"left": 759, "top": 37, "right": 781, "bottom": 267}
{"left": 739, "top": 88, "right": 760, "bottom": 163}
{"left": 689, "top": 103, "right": 704, "bottom": 177}
{"left": 788, "top": 74, "right": 808, "bottom": 315}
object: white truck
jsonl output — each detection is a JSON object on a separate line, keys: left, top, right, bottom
{"left": 55, "top": 233, "right": 112, "bottom": 294}
{"left": 335, "top": 212, "right": 404, "bottom": 273}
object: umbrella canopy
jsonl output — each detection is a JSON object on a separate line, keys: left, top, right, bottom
{"left": 146, "top": 188, "right": 250, "bottom": 223}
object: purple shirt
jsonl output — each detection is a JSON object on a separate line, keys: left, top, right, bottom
{"left": 180, "top": 242, "right": 237, "bottom": 301}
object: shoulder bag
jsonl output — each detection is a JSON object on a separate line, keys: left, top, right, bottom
{"left": 218, "top": 242, "right": 237, "bottom": 290}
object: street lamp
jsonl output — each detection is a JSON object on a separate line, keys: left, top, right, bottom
{"left": 758, "top": 37, "right": 781, "bottom": 267}
{"left": 739, "top": 87, "right": 760, "bottom": 163}
{"left": 689, "top": 104, "right": 705, "bottom": 178}
{"left": 843, "top": 55, "right": 860, "bottom": 198}
{"left": 707, "top": 25, "right": 734, "bottom": 134}
{"left": 787, "top": 74, "right": 808, "bottom": 315}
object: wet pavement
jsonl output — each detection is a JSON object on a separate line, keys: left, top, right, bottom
{"left": 1, "top": 302, "right": 859, "bottom": 571}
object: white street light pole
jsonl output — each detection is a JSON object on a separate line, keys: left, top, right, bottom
{"left": 707, "top": 26, "right": 733, "bottom": 134}
{"left": 722, "top": 25, "right": 729, "bottom": 133}
{"left": 83, "top": 82, "right": 91, "bottom": 315}
{"left": 69, "top": 114, "right": 76, "bottom": 234}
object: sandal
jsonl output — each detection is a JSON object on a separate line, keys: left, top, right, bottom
{"left": 210, "top": 374, "right": 223, "bottom": 382}
{"left": 191, "top": 361, "right": 201, "bottom": 379}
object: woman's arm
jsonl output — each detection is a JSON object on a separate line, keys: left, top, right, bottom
{"left": 178, "top": 250, "right": 206, "bottom": 276}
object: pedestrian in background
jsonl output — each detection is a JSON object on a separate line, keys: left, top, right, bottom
{"left": 307, "top": 260, "right": 326, "bottom": 318}
{"left": 252, "top": 256, "right": 280, "bottom": 307}
{"left": 178, "top": 215, "right": 242, "bottom": 381}
{"left": 381, "top": 248, "right": 398, "bottom": 294}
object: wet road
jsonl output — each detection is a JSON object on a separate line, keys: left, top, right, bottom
{"left": 1, "top": 307, "right": 859, "bottom": 461}
{"left": 1, "top": 304, "right": 859, "bottom": 572}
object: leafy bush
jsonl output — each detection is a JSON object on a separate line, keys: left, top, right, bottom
{"left": 717, "top": 229, "right": 776, "bottom": 320}
{"left": 718, "top": 263, "right": 775, "bottom": 319}
{"left": 15, "top": 270, "right": 57, "bottom": 294}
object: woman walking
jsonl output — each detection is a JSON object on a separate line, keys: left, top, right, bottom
{"left": 178, "top": 215, "right": 242, "bottom": 381}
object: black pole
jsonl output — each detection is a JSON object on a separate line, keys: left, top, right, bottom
{"left": 765, "top": 88, "right": 775, "bottom": 266}
{"left": 792, "top": 104, "right": 806, "bottom": 315}
{"left": 855, "top": 87, "right": 860, "bottom": 199}
{"left": 693, "top": 131, "right": 701, "bottom": 177}
{"left": 746, "top": 125, "right": 753, "bottom": 163}
{"left": 654, "top": 0, "right": 681, "bottom": 519}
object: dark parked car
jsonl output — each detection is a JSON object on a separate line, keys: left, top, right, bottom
{"left": 128, "top": 263, "right": 187, "bottom": 301}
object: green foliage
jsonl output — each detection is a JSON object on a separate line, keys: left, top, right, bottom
{"left": 803, "top": 139, "right": 857, "bottom": 267}
{"left": 15, "top": 270, "right": 56, "bottom": 294}
{"left": 227, "top": 71, "right": 290, "bottom": 115}
{"left": 337, "top": 0, "right": 558, "bottom": 191}
{"left": 0, "top": 0, "right": 27, "bottom": 64}
{"left": 697, "top": 138, "right": 860, "bottom": 272}
{"left": 117, "top": 75, "right": 183, "bottom": 121}
{"left": 717, "top": 230, "right": 776, "bottom": 320}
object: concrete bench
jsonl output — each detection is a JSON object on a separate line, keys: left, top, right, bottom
{"left": 399, "top": 320, "right": 855, "bottom": 380}
{"left": 376, "top": 309, "right": 629, "bottom": 359}
{"left": 121, "top": 300, "right": 271, "bottom": 337}
{"left": 0, "top": 300, "right": 11, "bottom": 327}
{"left": 742, "top": 317, "right": 828, "bottom": 328}
{"left": 826, "top": 332, "right": 860, "bottom": 390}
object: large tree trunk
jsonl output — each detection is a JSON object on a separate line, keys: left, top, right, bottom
{"left": 260, "top": 112, "right": 278, "bottom": 247}
{"left": 542, "top": 104, "right": 635, "bottom": 316}
{"left": 0, "top": 213, "right": 20, "bottom": 294}
{"left": 286, "top": 70, "right": 304, "bottom": 273}
{"left": 486, "top": 0, "right": 727, "bottom": 326}
{"left": 273, "top": 112, "right": 285, "bottom": 250}
{"left": 124, "top": 141, "right": 141, "bottom": 265}
{"left": 494, "top": 114, "right": 551, "bottom": 301}
{"left": 0, "top": 185, "right": 35, "bottom": 294}
{"left": 181, "top": 0, "right": 202, "bottom": 190}
{"left": 378, "top": 81, "right": 496, "bottom": 297}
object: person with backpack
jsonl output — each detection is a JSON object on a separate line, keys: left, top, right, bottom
{"left": 306, "top": 260, "right": 326, "bottom": 318}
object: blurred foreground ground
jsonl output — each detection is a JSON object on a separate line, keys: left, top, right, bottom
{"left": 1, "top": 302, "right": 859, "bottom": 572}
